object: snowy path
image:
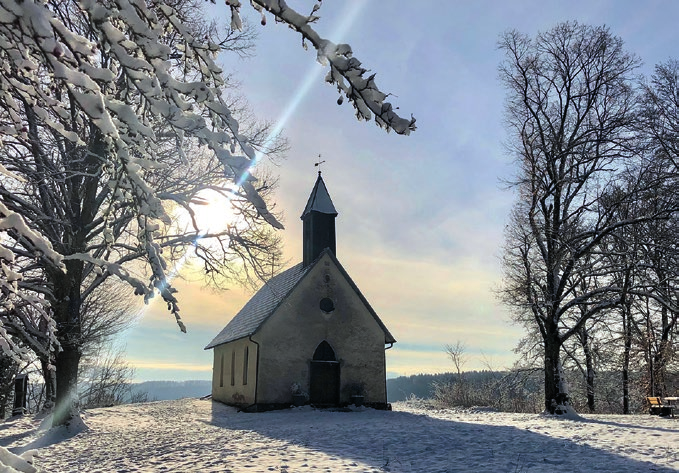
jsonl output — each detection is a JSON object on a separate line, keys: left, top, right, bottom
{"left": 2, "top": 399, "right": 678, "bottom": 472}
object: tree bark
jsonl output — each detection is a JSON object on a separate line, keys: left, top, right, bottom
{"left": 53, "top": 344, "right": 81, "bottom": 425}
{"left": 544, "top": 331, "right": 570, "bottom": 414}
{"left": 622, "top": 302, "right": 632, "bottom": 414}
{"left": 579, "top": 328, "right": 595, "bottom": 413}
{"left": 40, "top": 357, "right": 56, "bottom": 411}
{"left": 51, "top": 260, "right": 83, "bottom": 426}
{"left": 0, "top": 354, "right": 17, "bottom": 419}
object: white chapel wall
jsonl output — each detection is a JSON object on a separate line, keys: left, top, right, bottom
{"left": 211, "top": 337, "right": 258, "bottom": 406}
{"left": 253, "top": 252, "right": 387, "bottom": 405}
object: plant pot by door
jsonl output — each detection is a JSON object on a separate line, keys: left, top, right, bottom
{"left": 292, "top": 393, "right": 306, "bottom": 407}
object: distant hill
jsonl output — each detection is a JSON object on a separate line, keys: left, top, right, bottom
{"left": 131, "top": 380, "right": 212, "bottom": 401}
{"left": 130, "top": 374, "right": 495, "bottom": 403}
{"left": 127, "top": 378, "right": 435, "bottom": 404}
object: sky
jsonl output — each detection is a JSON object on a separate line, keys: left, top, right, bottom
{"left": 120, "top": 0, "right": 679, "bottom": 382}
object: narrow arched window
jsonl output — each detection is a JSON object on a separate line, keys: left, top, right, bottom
{"left": 219, "top": 352, "right": 224, "bottom": 387}
{"left": 230, "top": 350, "right": 236, "bottom": 386}
{"left": 243, "top": 346, "right": 249, "bottom": 385}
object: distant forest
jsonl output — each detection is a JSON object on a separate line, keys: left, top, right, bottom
{"left": 387, "top": 372, "right": 495, "bottom": 402}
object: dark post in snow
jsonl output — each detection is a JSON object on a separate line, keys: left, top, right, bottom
{"left": 12, "top": 374, "right": 28, "bottom": 416}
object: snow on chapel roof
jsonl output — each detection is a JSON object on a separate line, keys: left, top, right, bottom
{"left": 204, "top": 263, "right": 310, "bottom": 349}
{"left": 301, "top": 172, "right": 338, "bottom": 218}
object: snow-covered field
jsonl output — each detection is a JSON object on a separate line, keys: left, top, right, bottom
{"left": 1, "top": 398, "right": 678, "bottom": 472}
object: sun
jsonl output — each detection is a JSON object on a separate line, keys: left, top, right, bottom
{"left": 175, "top": 187, "right": 242, "bottom": 236}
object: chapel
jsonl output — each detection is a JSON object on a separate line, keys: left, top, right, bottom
{"left": 205, "top": 172, "right": 395, "bottom": 411}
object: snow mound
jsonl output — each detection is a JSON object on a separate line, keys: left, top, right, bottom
{"left": 0, "top": 447, "right": 38, "bottom": 473}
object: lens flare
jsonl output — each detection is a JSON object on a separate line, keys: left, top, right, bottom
{"left": 237, "top": 0, "right": 367, "bottom": 186}
{"left": 147, "top": 2, "right": 366, "bottom": 310}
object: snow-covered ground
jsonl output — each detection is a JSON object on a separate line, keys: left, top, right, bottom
{"left": 1, "top": 398, "right": 678, "bottom": 472}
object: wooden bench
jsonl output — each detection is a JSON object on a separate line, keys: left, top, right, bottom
{"left": 647, "top": 397, "right": 675, "bottom": 418}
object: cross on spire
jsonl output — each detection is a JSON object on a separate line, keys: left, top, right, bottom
{"left": 314, "top": 154, "right": 326, "bottom": 175}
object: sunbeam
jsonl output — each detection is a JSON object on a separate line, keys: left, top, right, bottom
{"left": 236, "top": 0, "right": 367, "bottom": 185}
{"left": 146, "top": 1, "right": 367, "bottom": 313}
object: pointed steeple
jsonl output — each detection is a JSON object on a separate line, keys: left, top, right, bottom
{"left": 301, "top": 171, "right": 338, "bottom": 218}
{"left": 301, "top": 172, "right": 338, "bottom": 267}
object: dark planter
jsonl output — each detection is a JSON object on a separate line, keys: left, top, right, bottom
{"left": 351, "top": 394, "right": 364, "bottom": 407}
{"left": 292, "top": 393, "right": 306, "bottom": 407}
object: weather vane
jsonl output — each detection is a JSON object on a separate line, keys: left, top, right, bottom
{"left": 314, "top": 154, "right": 326, "bottom": 175}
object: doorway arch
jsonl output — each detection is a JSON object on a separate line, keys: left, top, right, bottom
{"left": 310, "top": 341, "right": 340, "bottom": 405}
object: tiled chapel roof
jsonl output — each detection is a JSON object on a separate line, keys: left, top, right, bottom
{"left": 204, "top": 262, "right": 309, "bottom": 349}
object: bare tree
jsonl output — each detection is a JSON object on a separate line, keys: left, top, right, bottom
{"left": 631, "top": 217, "right": 679, "bottom": 397}
{"left": 498, "top": 22, "right": 653, "bottom": 414}
{"left": 433, "top": 342, "right": 471, "bottom": 407}
{"left": 602, "top": 161, "right": 679, "bottom": 400}
{"left": 639, "top": 60, "right": 679, "bottom": 169}
{"left": 636, "top": 60, "right": 679, "bottom": 396}
{"left": 78, "top": 346, "right": 137, "bottom": 409}
{"left": 444, "top": 341, "right": 468, "bottom": 378}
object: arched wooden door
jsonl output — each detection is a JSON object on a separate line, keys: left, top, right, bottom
{"left": 309, "top": 341, "right": 340, "bottom": 405}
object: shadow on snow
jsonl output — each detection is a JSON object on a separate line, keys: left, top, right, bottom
{"left": 204, "top": 402, "right": 677, "bottom": 473}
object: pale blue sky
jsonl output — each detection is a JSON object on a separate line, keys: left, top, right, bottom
{"left": 121, "top": 1, "right": 679, "bottom": 381}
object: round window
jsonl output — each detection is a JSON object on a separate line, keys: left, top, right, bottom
{"left": 320, "top": 297, "right": 335, "bottom": 313}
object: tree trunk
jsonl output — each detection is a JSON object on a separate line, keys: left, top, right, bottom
{"left": 54, "top": 344, "right": 81, "bottom": 425}
{"left": 621, "top": 302, "right": 632, "bottom": 414}
{"left": 579, "top": 328, "right": 595, "bottom": 413}
{"left": 645, "top": 303, "right": 655, "bottom": 397}
{"left": 652, "top": 342, "right": 668, "bottom": 397}
{"left": 40, "top": 357, "right": 56, "bottom": 411}
{"left": 51, "top": 260, "right": 83, "bottom": 426}
{"left": 544, "top": 332, "right": 570, "bottom": 414}
{"left": 0, "top": 353, "right": 18, "bottom": 419}
{"left": 650, "top": 304, "right": 675, "bottom": 397}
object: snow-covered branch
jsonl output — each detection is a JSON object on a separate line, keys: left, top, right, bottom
{"left": 227, "top": 0, "right": 416, "bottom": 135}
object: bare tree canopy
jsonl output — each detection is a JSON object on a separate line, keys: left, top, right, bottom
{"left": 497, "top": 22, "right": 674, "bottom": 414}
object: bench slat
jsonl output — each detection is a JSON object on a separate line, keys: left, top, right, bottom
{"left": 647, "top": 397, "right": 675, "bottom": 418}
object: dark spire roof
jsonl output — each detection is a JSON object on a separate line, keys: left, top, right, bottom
{"left": 301, "top": 172, "right": 338, "bottom": 218}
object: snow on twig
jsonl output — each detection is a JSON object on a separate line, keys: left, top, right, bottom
{"left": 228, "top": 0, "right": 416, "bottom": 135}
